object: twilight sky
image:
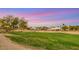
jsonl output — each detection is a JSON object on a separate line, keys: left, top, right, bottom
{"left": 0, "top": 8, "right": 79, "bottom": 27}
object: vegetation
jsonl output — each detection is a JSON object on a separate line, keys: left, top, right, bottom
{"left": 61, "top": 24, "right": 79, "bottom": 31}
{"left": 62, "top": 24, "right": 68, "bottom": 31}
{"left": 6, "top": 32, "right": 79, "bottom": 50}
{"left": 0, "top": 15, "right": 79, "bottom": 32}
{"left": 35, "top": 26, "right": 49, "bottom": 30}
{"left": 0, "top": 15, "right": 79, "bottom": 50}
{"left": 0, "top": 15, "right": 28, "bottom": 32}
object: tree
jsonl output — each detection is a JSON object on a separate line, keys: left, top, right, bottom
{"left": 3, "top": 15, "right": 14, "bottom": 23}
{"left": 62, "top": 24, "right": 68, "bottom": 31}
{"left": 19, "top": 18, "right": 27, "bottom": 30}
{"left": 69, "top": 25, "right": 79, "bottom": 31}
{"left": 1, "top": 15, "right": 14, "bottom": 31}
{"left": 0, "top": 15, "right": 28, "bottom": 32}
{"left": 0, "top": 19, "right": 4, "bottom": 29}
{"left": 2, "top": 22, "right": 11, "bottom": 32}
{"left": 11, "top": 17, "right": 19, "bottom": 29}
{"left": 41, "top": 26, "right": 49, "bottom": 30}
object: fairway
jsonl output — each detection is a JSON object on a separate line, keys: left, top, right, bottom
{"left": 6, "top": 32, "right": 79, "bottom": 50}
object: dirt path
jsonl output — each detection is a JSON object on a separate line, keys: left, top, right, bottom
{"left": 0, "top": 34, "right": 32, "bottom": 50}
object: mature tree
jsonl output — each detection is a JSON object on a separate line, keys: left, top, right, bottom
{"left": 11, "top": 17, "right": 19, "bottom": 29}
{"left": 69, "top": 25, "right": 79, "bottom": 31}
{"left": 0, "top": 15, "right": 28, "bottom": 32}
{"left": 19, "top": 18, "right": 27, "bottom": 30}
{"left": 0, "top": 19, "right": 4, "bottom": 29}
{"left": 3, "top": 15, "right": 14, "bottom": 23}
{"left": 2, "top": 22, "right": 11, "bottom": 32}
{"left": 74, "top": 26, "right": 79, "bottom": 31}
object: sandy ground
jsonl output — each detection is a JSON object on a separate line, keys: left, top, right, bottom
{"left": 13, "top": 30, "right": 79, "bottom": 35}
{"left": 0, "top": 34, "right": 33, "bottom": 50}
{"left": 61, "top": 31, "right": 79, "bottom": 35}
{"left": 34, "top": 31, "right": 79, "bottom": 35}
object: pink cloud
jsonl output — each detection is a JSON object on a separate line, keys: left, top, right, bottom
{"left": 62, "top": 19, "right": 79, "bottom": 23}
{"left": 28, "top": 18, "right": 79, "bottom": 26}
{"left": 0, "top": 10, "right": 79, "bottom": 27}
{"left": 17, "top": 10, "right": 79, "bottom": 18}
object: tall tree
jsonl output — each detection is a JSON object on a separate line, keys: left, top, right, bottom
{"left": 11, "top": 17, "right": 19, "bottom": 29}
{"left": 19, "top": 18, "right": 27, "bottom": 30}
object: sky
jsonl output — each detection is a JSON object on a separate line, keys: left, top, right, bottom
{"left": 0, "top": 8, "right": 79, "bottom": 27}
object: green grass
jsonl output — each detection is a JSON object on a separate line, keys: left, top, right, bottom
{"left": 6, "top": 32, "right": 79, "bottom": 50}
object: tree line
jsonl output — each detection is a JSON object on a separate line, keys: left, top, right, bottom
{"left": 0, "top": 15, "right": 28, "bottom": 32}
{"left": 62, "top": 24, "right": 79, "bottom": 31}
{"left": 30, "top": 24, "right": 79, "bottom": 31}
